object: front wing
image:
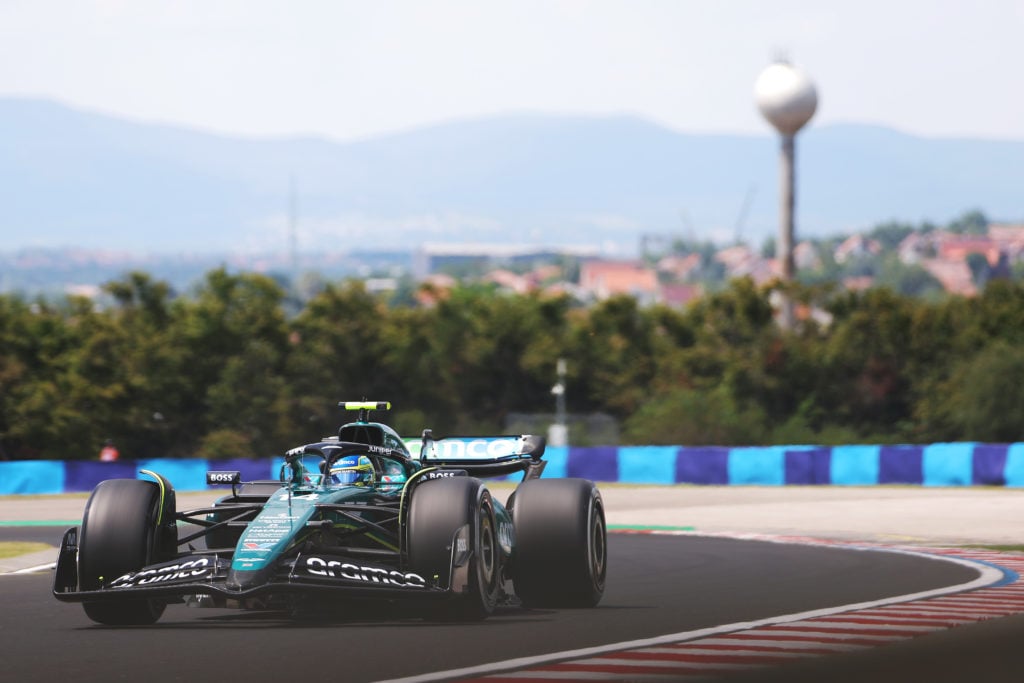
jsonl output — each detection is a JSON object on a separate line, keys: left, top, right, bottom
{"left": 52, "top": 527, "right": 468, "bottom": 604}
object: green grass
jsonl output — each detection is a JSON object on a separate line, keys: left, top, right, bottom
{"left": 961, "top": 544, "right": 1024, "bottom": 553}
{"left": 0, "top": 542, "right": 52, "bottom": 560}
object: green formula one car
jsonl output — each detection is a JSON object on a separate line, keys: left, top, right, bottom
{"left": 53, "top": 402, "right": 607, "bottom": 625}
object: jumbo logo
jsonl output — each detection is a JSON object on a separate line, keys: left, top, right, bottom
{"left": 431, "top": 438, "right": 520, "bottom": 459}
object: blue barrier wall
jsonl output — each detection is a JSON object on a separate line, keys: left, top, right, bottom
{"left": 0, "top": 443, "right": 1020, "bottom": 495}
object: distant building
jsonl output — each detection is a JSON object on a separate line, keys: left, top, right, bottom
{"left": 938, "top": 236, "right": 1001, "bottom": 266}
{"left": 834, "top": 234, "right": 882, "bottom": 264}
{"left": 793, "top": 241, "right": 822, "bottom": 271}
{"left": 842, "top": 276, "right": 875, "bottom": 292}
{"left": 989, "top": 223, "right": 1024, "bottom": 263}
{"left": 897, "top": 231, "right": 935, "bottom": 265}
{"left": 578, "top": 260, "right": 659, "bottom": 303}
{"left": 658, "top": 283, "right": 704, "bottom": 308}
{"left": 413, "top": 243, "right": 598, "bottom": 279}
{"left": 989, "top": 223, "right": 1024, "bottom": 245}
{"left": 714, "top": 245, "right": 778, "bottom": 285}
{"left": 482, "top": 269, "right": 531, "bottom": 294}
{"left": 921, "top": 258, "right": 976, "bottom": 296}
{"left": 414, "top": 273, "right": 458, "bottom": 306}
{"left": 656, "top": 253, "right": 702, "bottom": 281}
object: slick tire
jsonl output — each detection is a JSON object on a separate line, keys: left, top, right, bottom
{"left": 511, "top": 478, "right": 606, "bottom": 608}
{"left": 79, "top": 479, "right": 167, "bottom": 625}
{"left": 408, "top": 477, "right": 500, "bottom": 620}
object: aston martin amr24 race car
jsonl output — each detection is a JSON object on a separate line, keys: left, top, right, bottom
{"left": 53, "top": 402, "right": 607, "bottom": 625}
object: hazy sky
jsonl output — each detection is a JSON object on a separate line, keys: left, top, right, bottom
{"left": 2, "top": 0, "right": 1023, "bottom": 142}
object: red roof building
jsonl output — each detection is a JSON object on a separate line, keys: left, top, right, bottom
{"left": 578, "top": 260, "right": 659, "bottom": 301}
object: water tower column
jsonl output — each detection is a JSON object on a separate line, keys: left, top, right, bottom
{"left": 755, "top": 60, "right": 818, "bottom": 329}
{"left": 779, "top": 133, "right": 796, "bottom": 283}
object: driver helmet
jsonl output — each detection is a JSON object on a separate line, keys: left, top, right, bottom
{"left": 330, "top": 455, "right": 375, "bottom": 486}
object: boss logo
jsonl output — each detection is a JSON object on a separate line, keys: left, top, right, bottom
{"left": 424, "top": 470, "right": 466, "bottom": 480}
{"left": 206, "top": 471, "right": 240, "bottom": 484}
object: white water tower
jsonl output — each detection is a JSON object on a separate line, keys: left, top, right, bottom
{"left": 755, "top": 60, "right": 817, "bottom": 327}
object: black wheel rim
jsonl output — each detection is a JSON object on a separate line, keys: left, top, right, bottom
{"left": 479, "top": 512, "right": 496, "bottom": 587}
{"left": 590, "top": 503, "right": 607, "bottom": 588}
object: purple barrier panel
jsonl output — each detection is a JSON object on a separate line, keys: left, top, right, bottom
{"left": 972, "top": 444, "right": 1009, "bottom": 486}
{"left": 879, "top": 445, "right": 924, "bottom": 484}
{"left": 64, "top": 460, "right": 140, "bottom": 492}
{"left": 567, "top": 446, "right": 619, "bottom": 481}
{"left": 785, "top": 447, "right": 830, "bottom": 484}
{"left": 206, "top": 458, "right": 278, "bottom": 486}
{"left": 0, "top": 461, "right": 65, "bottom": 494}
{"left": 675, "top": 447, "right": 730, "bottom": 485}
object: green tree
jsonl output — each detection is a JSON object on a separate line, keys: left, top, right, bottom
{"left": 966, "top": 253, "right": 990, "bottom": 289}
{"left": 623, "top": 386, "right": 767, "bottom": 446}
{"left": 95, "top": 272, "right": 186, "bottom": 459}
{"left": 285, "top": 280, "right": 393, "bottom": 438}
{"left": 948, "top": 209, "right": 989, "bottom": 235}
{"left": 868, "top": 221, "right": 916, "bottom": 250}
{"left": 565, "top": 295, "right": 659, "bottom": 417}
{"left": 817, "top": 288, "right": 917, "bottom": 440}
{"left": 0, "top": 296, "right": 81, "bottom": 458}
{"left": 176, "top": 269, "right": 291, "bottom": 455}
{"left": 874, "top": 255, "right": 945, "bottom": 299}
{"left": 921, "top": 342, "right": 1024, "bottom": 441}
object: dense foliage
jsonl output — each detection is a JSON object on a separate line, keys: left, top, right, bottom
{"left": 3, "top": 268, "right": 1024, "bottom": 460}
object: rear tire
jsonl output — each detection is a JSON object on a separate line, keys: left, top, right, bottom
{"left": 407, "top": 477, "right": 500, "bottom": 620}
{"left": 512, "top": 478, "right": 606, "bottom": 608}
{"left": 79, "top": 479, "right": 168, "bottom": 625}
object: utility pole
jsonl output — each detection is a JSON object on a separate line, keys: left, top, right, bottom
{"left": 549, "top": 358, "right": 568, "bottom": 447}
{"left": 288, "top": 174, "right": 298, "bottom": 274}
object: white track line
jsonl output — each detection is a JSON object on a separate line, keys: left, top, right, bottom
{"left": 374, "top": 536, "right": 1005, "bottom": 683}
{"left": 10, "top": 562, "right": 56, "bottom": 574}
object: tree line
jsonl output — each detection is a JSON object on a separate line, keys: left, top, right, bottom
{"left": 3, "top": 268, "right": 1024, "bottom": 461}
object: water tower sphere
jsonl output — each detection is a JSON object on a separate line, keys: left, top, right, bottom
{"left": 755, "top": 62, "right": 818, "bottom": 136}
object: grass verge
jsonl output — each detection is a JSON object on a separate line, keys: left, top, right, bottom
{"left": 0, "top": 541, "right": 52, "bottom": 560}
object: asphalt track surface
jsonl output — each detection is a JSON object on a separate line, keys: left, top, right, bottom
{"left": 0, "top": 527, "right": 987, "bottom": 683}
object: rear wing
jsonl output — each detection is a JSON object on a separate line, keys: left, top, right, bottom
{"left": 414, "top": 431, "right": 547, "bottom": 479}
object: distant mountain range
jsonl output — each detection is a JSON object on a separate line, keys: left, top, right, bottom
{"left": 1, "top": 98, "right": 1021, "bottom": 254}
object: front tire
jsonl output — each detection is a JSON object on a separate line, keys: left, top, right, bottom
{"left": 511, "top": 478, "right": 606, "bottom": 608}
{"left": 407, "top": 477, "right": 500, "bottom": 620}
{"left": 79, "top": 479, "right": 168, "bottom": 625}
